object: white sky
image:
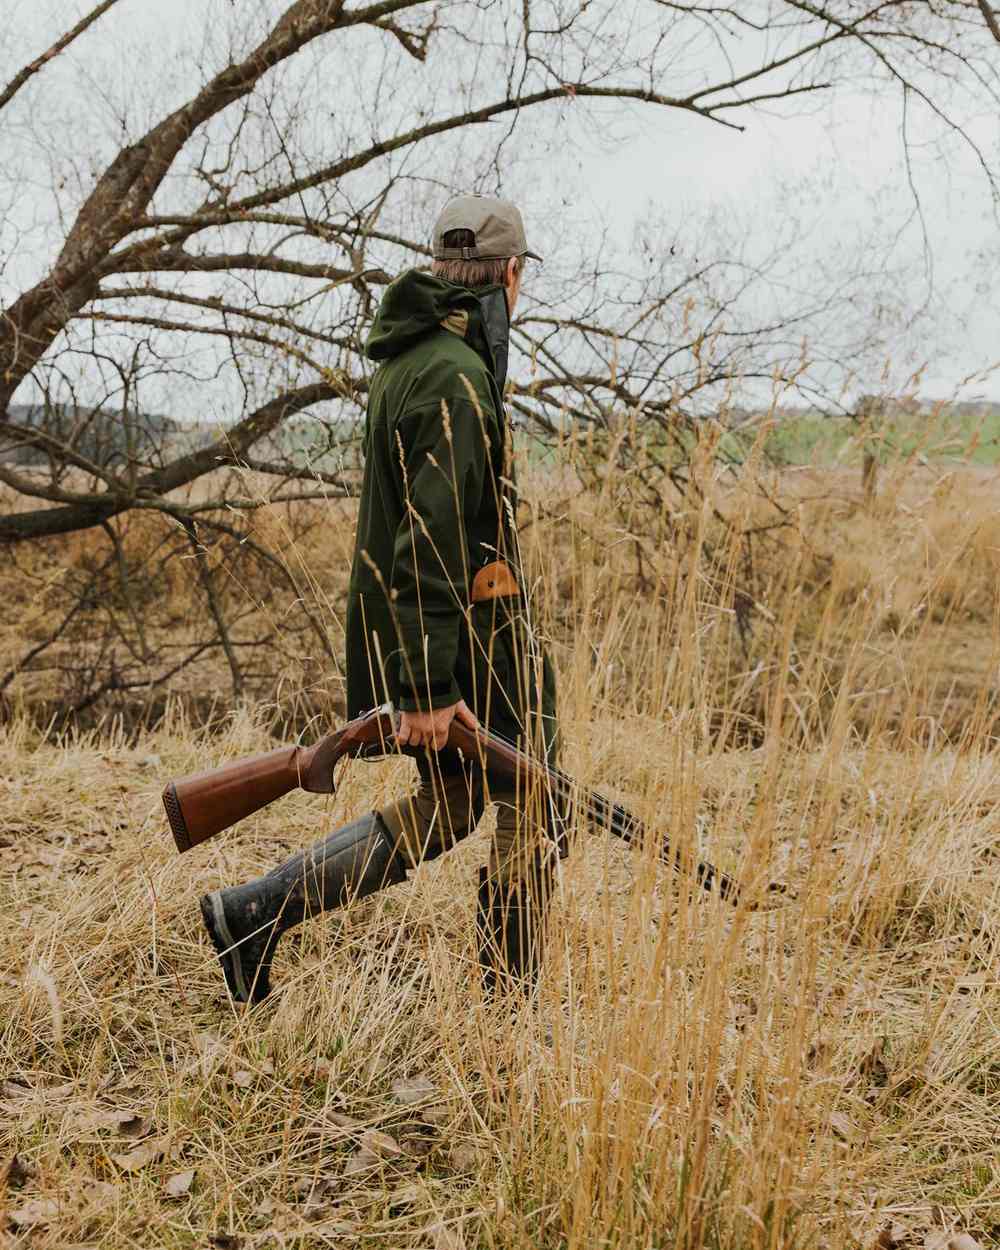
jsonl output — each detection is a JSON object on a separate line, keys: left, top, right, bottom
{"left": 2, "top": 0, "right": 998, "bottom": 403}
{"left": 569, "top": 89, "right": 999, "bottom": 401}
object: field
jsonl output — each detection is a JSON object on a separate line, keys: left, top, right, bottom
{"left": 2, "top": 439, "right": 999, "bottom": 1249}
{"left": 747, "top": 405, "right": 1000, "bottom": 469}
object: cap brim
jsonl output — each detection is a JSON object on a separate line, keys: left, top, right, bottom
{"left": 523, "top": 249, "right": 543, "bottom": 263}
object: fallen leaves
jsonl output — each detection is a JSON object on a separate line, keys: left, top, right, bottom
{"left": 448, "top": 1140, "right": 485, "bottom": 1173}
{"left": 874, "top": 1218, "right": 986, "bottom": 1250}
{"left": 340, "top": 1128, "right": 406, "bottom": 1177}
{"left": 233, "top": 1058, "right": 275, "bottom": 1089}
{"left": 192, "top": 1030, "right": 228, "bottom": 1078}
{"left": 67, "top": 1107, "right": 149, "bottom": 1139}
{"left": 324, "top": 1108, "right": 363, "bottom": 1131}
{"left": 164, "top": 1168, "right": 195, "bottom": 1198}
{"left": 427, "top": 1220, "right": 467, "bottom": 1250}
{"left": 7, "top": 1198, "right": 61, "bottom": 1228}
{"left": 111, "top": 1135, "right": 170, "bottom": 1172}
{"left": 390, "top": 1073, "right": 436, "bottom": 1106}
{"left": 923, "top": 1233, "right": 983, "bottom": 1250}
{"left": 5, "top": 1181, "right": 118, "bottom": 1230}
{"left": 1, "top": 1154, "right": 35, "bottom": 1188}
{"left": 360, "top": 1128, "right": 404, "bottom": 1159}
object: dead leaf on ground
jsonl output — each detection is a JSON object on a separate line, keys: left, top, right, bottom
{"left": 449, "top": 1141, "right": 485, "bottom": 1173}
{"left": 310, "top": 1212, "right": 361, "bottom": 1237}
{"left": 399, "top": 1127, "right": 436, "bottom": 1159}
{"left": 286, "top": 1175, "right": 339, "bottom": 1210}
{"left": 233, "top": 1069, "right": 254, "bottom": 1089}
{"left": 427, "top": 1220, "right": 467, "bottom": 1250}
{"left": 391, "top": 1074, "right": 436, "bottom": 1105}
{"left": 82, "top": 1180, "right": 117, "bottom": 1206}
{"left": 193, "top": 1030, "right": 228, "bottom": 1077}
{"left": 112, "top": 1135, "right": 169, "bottom": 1172}
{"left": 828, "top": 1110, "right": 852, "bottom": 1141}
{"left": 164, "top": 1168, "right": 195, "bottom": 1197}
{"left": 118, "top": 1112, "right": 152, "bottom": 1139}
{"left": 361, "top": 1128, "right": 404, "bottom": 1158}
{"left": 876, "top": 1222, "right": 908, "bottom": 1248}
{"left": 68, "top": 1108, "right": 149, "bottom": 1138}
{"left": 1, "top": 1078, "right": 75, "bottom": 1125}
{"left": 8, "top": 1198, "right": 61, "bottom": 1228}
{"left": 2, "top": 1153, "right": 35, "bottom": 1188}
{"left": 924, "top": 1235, "right": 983, "bottom": 1250}
{"left": 343, "top": 1147, "right": 379, "bottom": 1176}
{"left": 389, "top": 1182, "right": 425, "bottom": 1210}
{"left": 421, "top": 1103, "right": 453, "bottom": 1126}
{"left": 859, "top": 1038, "right": 889, "bottom": 1088}
{"left": 43, "top": 1081, "right": 76, "bottom": 1099}
{"left": 324, "top": 1109, "right": 363, "bottom": 1131}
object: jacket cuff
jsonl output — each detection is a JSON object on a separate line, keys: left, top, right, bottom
{"left": 397, "top": 676, "right": 462, "bottom": 713}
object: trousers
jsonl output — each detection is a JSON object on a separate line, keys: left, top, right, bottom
{"left": 378, "top": 749, "right": 564, "bottom": 887}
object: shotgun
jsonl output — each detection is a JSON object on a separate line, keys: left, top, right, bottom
{"left": 162, "top": 704, "right": 743, "bottom": 906}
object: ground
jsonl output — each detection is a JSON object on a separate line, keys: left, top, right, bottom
{"left": 2, "top": 448, "right": 999, "bottom": 1249}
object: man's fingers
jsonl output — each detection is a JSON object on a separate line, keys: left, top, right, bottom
{"left": 454, "top": 701, "right": 479, "bottom": 730}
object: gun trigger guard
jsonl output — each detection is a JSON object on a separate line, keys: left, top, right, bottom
{"left": 356, "top": 740, "right": 391, "bottom": 762}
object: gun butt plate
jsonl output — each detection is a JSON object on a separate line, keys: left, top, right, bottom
{"left": 162, "top": 782, "right": 193, "bottom": 853}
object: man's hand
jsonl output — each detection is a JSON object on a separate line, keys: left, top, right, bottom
{"left": 396, "top": 699, "right": 478, "bottom": 751}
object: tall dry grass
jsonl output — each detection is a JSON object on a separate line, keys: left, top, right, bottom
{"left": 1, "top": 436, "right": 999, "bottom": 1249}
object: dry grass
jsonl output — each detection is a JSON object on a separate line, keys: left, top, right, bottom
{"left": 2, "top": 450, "right": 999, "bottom": 1249}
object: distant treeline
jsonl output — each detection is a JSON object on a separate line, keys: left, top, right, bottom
{"left": 1, "top": 404, "right": 212, "bottom": 469}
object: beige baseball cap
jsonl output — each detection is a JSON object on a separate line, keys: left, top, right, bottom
{"left": 432, "top": 194, "right": 542, "bottom": 263}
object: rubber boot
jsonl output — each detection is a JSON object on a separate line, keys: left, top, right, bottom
{"left": 476, "top": 850, "right": 553, "bottom": 999}
{"left": 200, "top": 812, "right": 406, "bottom": 1004}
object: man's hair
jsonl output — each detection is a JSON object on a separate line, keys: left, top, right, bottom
{"left": 431, "top": 228, "right": 524, "bottom": 288}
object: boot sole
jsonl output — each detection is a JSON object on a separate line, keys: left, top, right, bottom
{"left": 200, "top": 891, "right": 254, "bottom": 1003}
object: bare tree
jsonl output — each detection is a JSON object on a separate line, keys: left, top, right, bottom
{"left": 1, "top": 0, "right": 997, "bottom": 722}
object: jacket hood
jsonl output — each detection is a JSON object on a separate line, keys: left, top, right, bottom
{"left": 365, "top": 269, "right": 509, "bottom": 389}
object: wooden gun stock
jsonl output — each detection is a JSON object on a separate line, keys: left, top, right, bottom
{"left": 161, "top": 706, "right": 397, "bottom": 853}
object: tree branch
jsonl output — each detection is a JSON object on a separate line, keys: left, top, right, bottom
{"left": 976, "top": 0, "right": 1000, "bottom": 43}
{"left": 0, "top": 0, "right": 121, "bottom": 114}
{"left": 0, "top": 381, "right": 353, "bottom": 542}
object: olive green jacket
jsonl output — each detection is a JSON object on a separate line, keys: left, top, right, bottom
{"left": 345, "top": 269, "right": 556, "bottom": 753}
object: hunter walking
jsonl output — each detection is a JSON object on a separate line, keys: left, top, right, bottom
{"left": 200, "top": 195, "right": 561, "bottom": 1004}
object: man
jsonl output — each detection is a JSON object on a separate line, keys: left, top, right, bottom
{"left": 200, "top": 194, "right": 561, "bottom": 1006}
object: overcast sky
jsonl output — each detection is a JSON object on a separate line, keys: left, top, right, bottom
{"left": 569, "top": 81, "right": 998, "bottom": 401}
{"left": 2, "top": 0, "right": 998, "bottom": 403}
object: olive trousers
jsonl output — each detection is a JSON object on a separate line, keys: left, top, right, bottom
{"left": 378, "top": 750, "right": 564, "bottom": 888}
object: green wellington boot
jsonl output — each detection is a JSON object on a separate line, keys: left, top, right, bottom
{"left": 200, "top": 812, "right": 406, "bottom": 1004}
{"left": 476, "top": 850, "right": 554, "bottom": 999}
